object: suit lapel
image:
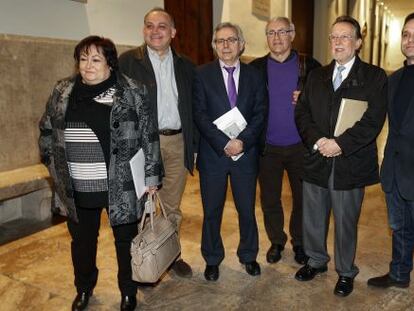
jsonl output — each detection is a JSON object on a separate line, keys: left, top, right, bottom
{"left": 236, "top": 63, "right": 247, "bottom": 108}
{"left": 401, "top": 87, "right": 414, "bottom": 129}
{"left": 389, "top": 69, "right": 404, "bottom": 129}
{"left": 138, "top": 46, "right": 156, "bottom": 77}
{"left": 213, "top": 60, "right": 232, "bottom": 109}
{"left": 322, "top": 61, "right": 335, "bottom": 93}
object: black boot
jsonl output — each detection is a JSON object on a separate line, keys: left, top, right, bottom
{"left": 72, "top": 291, "right": 92, "bottom": 311}
{"left": 120, "top": 295, "right": 137, "bottom": 311}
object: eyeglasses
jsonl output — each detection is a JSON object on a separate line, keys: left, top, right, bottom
{"left": 328, "top": 34, "right": 354, "bottom": 42}
{"left": 215, "top": 37, "right": 239, "bottom": 45}
{"left": 266, "top": 29, "right": 293, "bottom": 37}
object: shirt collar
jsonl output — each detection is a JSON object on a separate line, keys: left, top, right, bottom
{"left": 146, "top": 45, "right": 172, "bottom": 61}
{"left": 268, "top": 50, "right": 296, "bottom": 64}
{"left": 333, "top": 56, "right": 355, "bottom": 81}
{"left": 219, "top": 59, "right": 240, "bottom": 70}
{"left": 335, "top": 56, "right": 355, "bottom": 71}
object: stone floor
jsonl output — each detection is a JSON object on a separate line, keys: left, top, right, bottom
{"left": 0, "top": 167, "right": 413, "bottom": 311}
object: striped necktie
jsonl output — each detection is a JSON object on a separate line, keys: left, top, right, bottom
{"left": 333, "top": 65, "right": 345, "bottom": 91}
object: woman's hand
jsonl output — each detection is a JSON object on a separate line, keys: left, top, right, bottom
{"left": 147, "top": 186, "right": 158, "bottom": 194}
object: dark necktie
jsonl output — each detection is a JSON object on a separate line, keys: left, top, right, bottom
{"left": 224, "top": 66, "right": 237, "bottom": 108}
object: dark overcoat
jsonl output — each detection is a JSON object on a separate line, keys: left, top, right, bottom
{"left": 380, "top": 65, "right": 414, "bottom": 200}
{"left": 295, "top": 56, "right": 387, "bottom": 190}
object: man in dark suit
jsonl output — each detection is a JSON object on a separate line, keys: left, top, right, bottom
{"left": 294, "top": 16, "right": 387, "bottom": 297}
{"left": 368, "top": 12, "right": 414, "bottom": 289}
{"left": 119, "top": 7, "right": 196, "bottom": 278}
{"left": 193, "top": 22, "right": 266, "bottom": 281}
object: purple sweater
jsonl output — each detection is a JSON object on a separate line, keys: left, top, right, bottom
{"left": 266, "top": 54, "right": 302, "bottom": 146}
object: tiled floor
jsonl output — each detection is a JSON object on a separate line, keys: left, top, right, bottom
{"left": 1, "top": 128, "right": 413, "bottom": 310}
{"left": 0, "top": 171, "right": 413, "bottom": 310}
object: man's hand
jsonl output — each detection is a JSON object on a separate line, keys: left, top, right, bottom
{"left": 317, "top": 138, "right": 342, "bottom": 157}
{"left": 224, "top": 139, "right": 243, "bottom": 157}
{"left": 292, "top": 90, "right": 301, "bottom": 104}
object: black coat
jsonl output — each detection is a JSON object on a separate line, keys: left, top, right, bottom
{"left": 381, "top": 65, "right": 414, "bottom": 200}
{"left": 295, "top": 57, "right": 387, "bottom": 190}
{"left": 119, "top": 44, "right": 197, "bottom": 173}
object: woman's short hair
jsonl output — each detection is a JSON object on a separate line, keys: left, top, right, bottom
{"left": 73, "top": 35, "right": 118, "bottom": 71}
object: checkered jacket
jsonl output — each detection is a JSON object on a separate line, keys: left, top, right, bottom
{"left": 39, "top": 73, "right": 163, "bottom": 226}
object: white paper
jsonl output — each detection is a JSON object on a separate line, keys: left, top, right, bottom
{"left": 129, "top": 148, "right": 146, "bottom": 199}
{"left": 213, "top": 107, "right": 247, "bottom": 161}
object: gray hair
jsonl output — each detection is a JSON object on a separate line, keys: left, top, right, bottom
{"left": 266, "top": 16, "right": 295, "bottom": 33}
{"left": 211, "top": 22, "right": 245, "bottom": 55}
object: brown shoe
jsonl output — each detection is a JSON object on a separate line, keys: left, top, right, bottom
{"left": 171, "top": 259, "right": 193, "bottom": 278}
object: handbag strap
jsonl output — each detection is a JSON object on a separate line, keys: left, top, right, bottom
{"left": 154, "top": 192, "right": 168, "bottom": 220}
{"left": 139, "top": 192, "right": 169, "bottom": 231}
{"left": 139, "top": 194, "right": 155, "bottom": 231}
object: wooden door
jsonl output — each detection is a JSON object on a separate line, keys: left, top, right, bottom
{"left": 164, "top": 0, "right": 214, "bottom": 65}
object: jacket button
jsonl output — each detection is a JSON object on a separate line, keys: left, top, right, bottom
{"left": 112, "top": 148, "right": 118, "bottom": 155}
{"left": 113, "top": 121, "right": 120, "bottom": 128}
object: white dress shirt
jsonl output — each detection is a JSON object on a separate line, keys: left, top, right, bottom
{"left": 147, "top": 46, "right": 181, "bottom": 130}
{"left": 219, "top": 59, "right": 241, "bottom": 94}
{"left": 332, "top": 56, "right": 356, "bottom": 83}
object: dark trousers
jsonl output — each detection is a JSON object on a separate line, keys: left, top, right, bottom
{"left": 302, "top": 169, "right": 364, "bottom": 278}
{"left": 67, "top": 207, "right": 138, "bottom": 296}
{"left": 200, "top": 167, "right": 259, "bottom": 265}
{"left": 386, "top": 181, "right": 414, "bottom": 282}
{"left": 258, "top": 143, "right": 304, "bottom": 247}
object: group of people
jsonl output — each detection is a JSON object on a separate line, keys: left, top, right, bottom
{"left": 38, "top": 6, "right": 414, "bottom": 311}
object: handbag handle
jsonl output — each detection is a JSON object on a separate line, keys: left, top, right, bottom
{"left": 139, "top": 192, "right": 168, "bottom": 231}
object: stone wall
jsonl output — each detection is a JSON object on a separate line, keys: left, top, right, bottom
{"left": 0, "top": 34, "right": 133, "bottom": 172}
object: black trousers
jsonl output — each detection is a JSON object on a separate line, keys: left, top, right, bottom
{"left": 67, "top": 207, "right": 138, "bottom": 296}
{"left": 258, "top": 143, "right": 304, "bottom": 247}
{"left": 200, "top": 167, "right": 259, "bottom": 266}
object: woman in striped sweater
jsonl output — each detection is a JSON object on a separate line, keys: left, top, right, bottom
{"left": 39, "top": 36, "right": 162, "bottom": 311}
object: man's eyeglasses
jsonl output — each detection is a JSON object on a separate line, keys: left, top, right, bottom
{"left": 215, "top": 37, "right": 239, "bottom": 45}
{"left": 328, "top": 34, "right": 354, "bottom": 42}
{"left": 265, "top": 29, "right": 293, "bottom": 37}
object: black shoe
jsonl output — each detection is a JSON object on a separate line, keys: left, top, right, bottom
{"left": 266, "top": 244, "right": 283, "bottom": 263}
{"left": 171, "top": 259, "right": 193, "bottom": 278}
{"left": 245, "top": 261, "right": 261, "bottom": 276}
{"left": 334, "top": 276, "right": 354, "bottom": 297}
{"left": 72, "top": 291, "right": 92, "bottom": 311}
{"left": 293, "top": 246, "right": 309, "bottom": 265}
{"left": 120, "top": 295, "right": 137, "bottom": 311}
{"left": 204, "top": 265, "right": 219, "bottom": 281}
{"left": 367, "top": 273, "right": 410, "bottom": 288}
{"left": 295, "top": 264, "right": 327, "bottom": 281}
